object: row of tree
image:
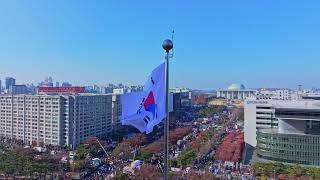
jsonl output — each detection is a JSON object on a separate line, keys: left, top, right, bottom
{"left": 252, "top": 162, "right": 320, "bottom": 179}
{"left": 0, "top": 146, "right": 55, "bottom": 177}
{"left": 197, "top": 105, "right": 226, "bottom": 118}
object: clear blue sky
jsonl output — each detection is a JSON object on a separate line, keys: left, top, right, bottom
{"left": 0, "top": 1, "right": 319, "bottom": 90}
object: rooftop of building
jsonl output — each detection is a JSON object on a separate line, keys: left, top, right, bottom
{"left": 245, "top": 97, "right": 320, "bottom": 109}
{"left": 274, "top": 100, "right": 320, "bottom": 110}
{"left": 218, "top": 83, "right": 257, "bottom": 91}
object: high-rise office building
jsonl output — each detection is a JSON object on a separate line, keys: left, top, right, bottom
{"left": 0, "top": 94, "right": 113, "bottom": 148}
{"left": 5, "top": 77, "right": 16, "bottom": 90}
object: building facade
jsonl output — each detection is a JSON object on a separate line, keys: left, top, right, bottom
{"left": 113, "top": 88, "right": 124, "bottom": 94}
{"left": 257, "top": 129, "right": 320, "bottom": 165}
{"left": 244, "top": 98, "right": 320, "bottom": 166}
{"left": 111, "top": 94, "right": 122, "bottom": 129}
{"left": 275, "top": 89, "right": 291, "bottom": 100}
{"left": 244, "top": 98, "right": 277, "bottom": 147}
{"left": 0, "top": 94, "right": 112, "bottom": 148}
{"left": 257, "top": 89, "right": 301, "bottom": 100}
{"left": 9, "top": 85, "right": 27, "bottom": 95}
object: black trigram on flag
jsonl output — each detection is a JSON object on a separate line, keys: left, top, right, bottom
{"left": 143, "top": 115, "right": 151, "bottom": 125}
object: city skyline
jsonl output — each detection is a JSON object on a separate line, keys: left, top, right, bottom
{"left": 1, "top": 1, "right": 320, "bottom": 90}
{"left": 0, "top": 75, "right": 317, "bottom": 91}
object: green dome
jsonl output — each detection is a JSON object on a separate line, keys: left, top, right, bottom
{"left": 228, "top": 83, "right": 245, "bottom": 90}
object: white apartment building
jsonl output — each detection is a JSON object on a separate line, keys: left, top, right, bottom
{"left": 111, "top": 94, "right": 122, "bottom": 129}
{"left": 275, "top": 89, "right": 291, "bottom": 100}
{"left": 113, "top": 88, "right": 125, "bottom": 94}
{"left": 257, "top": 89, "right": 297, "bottom": 100}
{"left": 0, "top": 94, "right": 112, "bottom": 148}
{"left": 257, "top": 90, "right": 277, "bottom": 99}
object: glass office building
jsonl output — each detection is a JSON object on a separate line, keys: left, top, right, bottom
{"left": 257, "top": 129, "right": 320, "bottom": 166}
{"left": 256, "top": 108, "right": 320, "bottom": 166}
{"left": 245, "top": 98, "right": 320, "bottom": 166}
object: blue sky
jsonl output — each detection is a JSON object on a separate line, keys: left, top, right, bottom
{"left": 0, "top": 1, "right": 319, "bottom": 90}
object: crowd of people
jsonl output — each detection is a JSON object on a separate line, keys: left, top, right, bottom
{"left": 0, "top": 105, "right": 253, "bottom": 179}
{"left": 82, "top": 164, "right": 115, "bottom": 180}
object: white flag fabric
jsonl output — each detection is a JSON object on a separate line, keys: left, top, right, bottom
{"left": 121, "top": 63, "right": 166, "bottom": 133}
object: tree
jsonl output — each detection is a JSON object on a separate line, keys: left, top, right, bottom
{"left": 114, "top": 171, "right": 128, "bottom": 180}
{"left": 127, "top": 134, "right": 146, "bottom": 147}
{"left": 141, "top": 140, "right": 163, "bottom": 154}
{"left": 15, "top": 147, "right": 36, "bottom": 156}
{"left": 75, "top": 144, "right": 91, "bottom": 160}
{"left": 177, "top": 149, "right": 196, "bottom": 168}
{"left": 198, "top": 106, "right": 226, "bottom": 118}
{"left": 251, "top": 162, "right": 271, "bottom": 176}
{"left": 250, "top": 162, "right": 320, "bottom": 178}
{"left": 189, "top": 128, "right": 216, "bottom": 160}
{"left": 111, "top": 140, "right": 132, "bottom": 160}
{"left": 135, "top": 151, "right": 152, "bottom": 160}
{"left": 71, "top": 160, "right": 86, "bottom": 172}
{"left": 169, "top": 127, "right": 192, "bottom": 145}
{"left": 169, "top": 171, "right": 183, "bottom": 180}
{"left": 111, "top": 133, "right": 147, "bottom": 160}
{"left": 0, "top": 148, "right": 54, "bottom": 177}
{"left": 134, "top": 164, "right": 162, "bottom": 180}
{"left": 187, "top": 170, "right": 216, "bottom": 180}
{"left": 286, "top": 164, "right": 304, "bottom": 176}
{"left": 236, "top": 107, "right": 244, "bottom": 121}
{"left": 83, "top": 137, "right": 99, "bottom": 146}
{"left": 306, "top": 167, "right": 320, "bottom": 178}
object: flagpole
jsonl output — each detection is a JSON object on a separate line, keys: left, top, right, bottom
{"left": 162, "top": 39, "right": 173, "bottom": 180}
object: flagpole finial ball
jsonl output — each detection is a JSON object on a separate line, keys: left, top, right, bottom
{"left": 162, "top": 39, "right": 173, "bottom": 52}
